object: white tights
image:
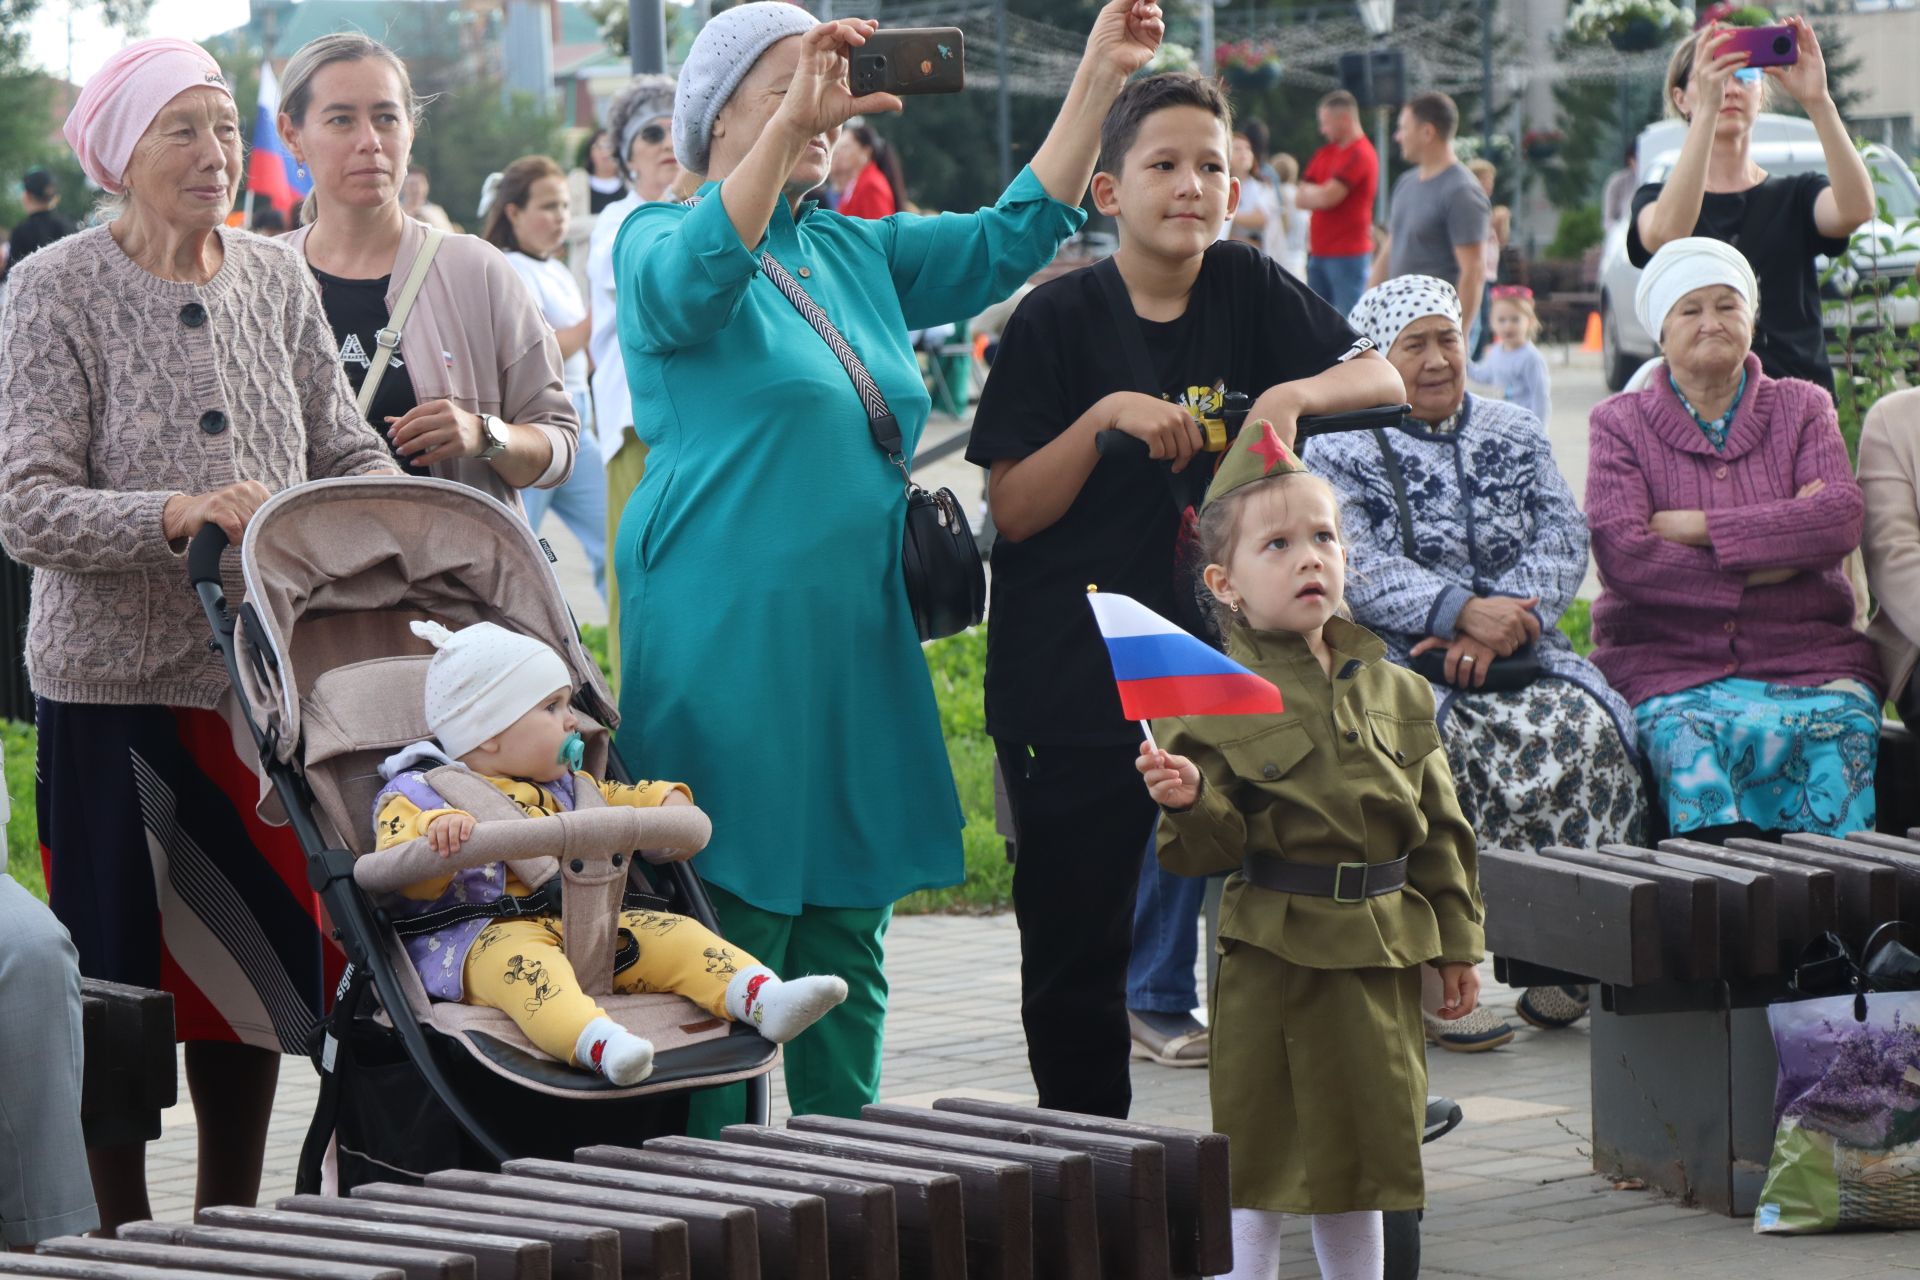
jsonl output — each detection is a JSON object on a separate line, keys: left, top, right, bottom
{"left": 1225, "top": 1207, "right": 1385, "bottom": 1280}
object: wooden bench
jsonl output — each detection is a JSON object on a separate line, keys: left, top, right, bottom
{"left": 1601, "top": 845, "right": 1777, "bottom": 981}
{"left": 39, "top": 1238, "right": 399, "bottom": 1280}
{"left": 277, "top": 1196, "right": 616, "bottom": 1280}
{"left": 115, "top": 1224, "right": 473, "bottom": 1280}
{"left": 1479, "top": 846, "right": 1661, "bottom": 986}
{"left": 199, "top": 1208, "right": 549, "bottom": 1280}
{"left": 78, "top": 980, "right": 176, "bottom": 1149}
{"left": 354, "top": 1183, "right": 688, "bottom": 1280}
{"left": 641, "top": 1135, "right": 966, "bottom": 1280}
{"left": 1725, "top": 837, "right": 1898, "bottom": 949}
{"left": 1781, "top": 832, "right": 1920, "bottom": 922}
{"left": 1541, "top": 847, "right": 1721, "bottom": 985}
{"left": 0, "top": 1258, "right": 267, "bottom": 1280}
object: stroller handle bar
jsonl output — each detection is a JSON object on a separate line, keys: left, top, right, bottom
{"left": 352, "top": 803, "right": 715, "bottom": 896}
{"left": 187, "top": 523, "right": 232, "bottom": 589}
{"left": 1093, "top": 403, "right": 1412, "bottom": 462}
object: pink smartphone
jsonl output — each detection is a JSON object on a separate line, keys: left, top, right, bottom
{"left": 1719, "top": 23, "right": 1798, "bottom": 68}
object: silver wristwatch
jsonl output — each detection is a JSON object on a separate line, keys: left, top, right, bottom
{"left": 478, "top": 413, "right": 509, "bottom": 460}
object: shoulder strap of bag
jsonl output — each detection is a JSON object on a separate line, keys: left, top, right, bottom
{"left": 1371, "top": 426, "right": 1419, "bottom": 560}
{"left": 756, "top": 247, "right": 910, "bottom": 480}
{"left": 358, "top": 227, "right": 447, "bottom": 420}
{"left": 1094, "top": 255, "right": 1161, "bottom": 398}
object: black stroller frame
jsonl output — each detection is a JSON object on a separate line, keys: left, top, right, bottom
{"left": 187, "top": 519, "right": 774, "bottom": 1192}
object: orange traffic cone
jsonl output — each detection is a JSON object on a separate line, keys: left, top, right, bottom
{"left": 1581, "top": 311, "right": 1604, "bottom": 354}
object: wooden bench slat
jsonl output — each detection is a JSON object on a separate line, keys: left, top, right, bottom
{"left": 721, "top": 1123, "right": 1033, "bottom": 1280}
{"left": 353, "top": 1183, "right": 683, "bottom": 1280}
{"left": 642, "top": 1134, "right": 964, "bottom": 1280}
{"left": 116, "top": 1223, "right": 473, "bottom": 1280}
{"left": 0, "top": 1257, "right": 283, "bottom": 1280}
{"left": 423, "top": 1172, "right": 752, "bottom": 1280}
{"left": 200, "top": 1208, "right": 548, "bottom": 1280}
{"left": 862, "top": 1103, "right": 1167, "bottom": 1280}
{"left": 1724, "top": 838, "right": 1897, "bottom": 949}
{"left": 1782, "top": 833, "right": 1920, "bottom": 922}
{"left": 930, "top": 1098, "right": 1231, "bottom": 1279}
{"left": 41, "top": 1236, "right": 402, "bottom": 1280}
{"left": 575, "top": 1146, "right": 894, "bottom": 1280}
{"left": 791, "top": 1115, "right": 1097, "bottom": 1280}
{"left": 278, "top": 1198, "right": 612, "bottom": 1280}
{"left": 1480, "top": 846, "right": 1663, "bottom": 985}
{"left": 1542, "top": 847, "right": 1720, "bottom": 982}
{"left": 77, "top": 980, "right": 175, "bottom": 1149}
{"left": 500, "top": 1158, "right": 827, "bottom": 1280}
{"left": 1657, "top": 840, "right": 1837, "bottom": 965}
{"left": 1600, "top": 845, "right": 1778, "bottom": 978}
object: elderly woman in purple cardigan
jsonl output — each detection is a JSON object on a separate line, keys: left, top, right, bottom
{"left": 1588, "top": 237, "right": 1883, "bottom": 840}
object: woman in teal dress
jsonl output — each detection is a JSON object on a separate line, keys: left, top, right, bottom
{"left": 612, "top": 0, "right": 1165, "bottom": 1123}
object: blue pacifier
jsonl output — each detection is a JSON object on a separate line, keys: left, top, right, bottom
{"left": 558, "top": 730, "right": 586, "bottom": 771}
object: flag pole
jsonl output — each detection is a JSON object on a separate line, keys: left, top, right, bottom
{"left": 1139, "top": 719, "right": 1159, "bottom": 754}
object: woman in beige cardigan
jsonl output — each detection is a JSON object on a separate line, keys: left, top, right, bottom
{"left": 0, "top": 38, "right": 396, "bottom": 1225}
{"left": 277, "top": 33, "right": 577, "bottom": 513}
{"left": 1860, "top": 389, "right": 1920, "bottom": 728}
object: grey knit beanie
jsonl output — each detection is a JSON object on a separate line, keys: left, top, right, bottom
{"left": 674, "top": 1, "right": 817, "bottom": 174}
{"left": 608, "top": 73, "right": 678, "bottom": 177}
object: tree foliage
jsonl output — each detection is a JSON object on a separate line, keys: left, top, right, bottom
{"left": 409, "top": 82, "right": 565, "bottom": 230}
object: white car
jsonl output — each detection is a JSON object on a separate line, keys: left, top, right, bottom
{"left": 1596, "top": 114, "right": 1920, "bottom": 390}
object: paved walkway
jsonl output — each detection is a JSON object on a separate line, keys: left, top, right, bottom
{"left": 145, "top": 913, "right": 1918, "bottom": 1277}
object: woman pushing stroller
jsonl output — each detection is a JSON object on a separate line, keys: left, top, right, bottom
{"left": 1135, "top": 420, "right": 1486, "bottom": 1280}
{"left": 373, "top": 619, "right": 848, "bottom": 1086}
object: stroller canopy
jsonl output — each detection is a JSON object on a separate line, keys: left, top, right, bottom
{"left": 235, "top": 476, "right": 615, "bottom": 765}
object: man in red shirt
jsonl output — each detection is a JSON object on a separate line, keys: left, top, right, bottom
{"left": 1297, "top": 90, "right": 1379, "bottom": 314}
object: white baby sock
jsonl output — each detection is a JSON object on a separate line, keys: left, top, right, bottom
{"left": 1224, "top": 1207, "right": 1285, "bottom": 1280}
{"left": 575, "top": 1014, "right": 654, "bottom": 1086}
{"left": 1309, "top": 1210, "right": 1385, "bottom": 1280}
{"left": 725, "top": 967, "right": 849, "bottom": 1044}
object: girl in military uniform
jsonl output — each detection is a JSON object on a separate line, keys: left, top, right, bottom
{"left": 1135, "top": 422, "right": 1487, "bottom": 1280}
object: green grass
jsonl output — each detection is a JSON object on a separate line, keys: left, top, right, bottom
{"left": 4, "top": 719, "right": 41, "bottom": 900}
{"left": 1559, "top": 597, "right": 1594, "bottom": 657}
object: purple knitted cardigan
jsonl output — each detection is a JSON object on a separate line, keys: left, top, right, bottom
{"left": 1586, "top": 353, "right": 1881, "bottom": 706}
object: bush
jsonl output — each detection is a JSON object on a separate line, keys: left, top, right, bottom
{"left": 1559, "top": 597, "right": 1595, "bottom": 657}
{"left": 4, "top": 719, "right": 39, "bottom": 900}
{"left": 1546, "top": 205, "right": 1605, "bottom": 262}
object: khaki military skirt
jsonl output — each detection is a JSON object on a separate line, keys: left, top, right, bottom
{"left": 1210, "top": 941, "right": 1426, "bottom": 1214}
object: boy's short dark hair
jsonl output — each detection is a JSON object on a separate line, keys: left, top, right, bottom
{"left": 1405, "top": 92, "right": 1458, "bottom": 140}
{"left": 22, "top": 168, "right": 56, "bottom": 201}
{"left": 1318, "top": 90, "right": 1359, "bottom": 114}
{"left": 1097, "top": 72, "right": 1233, "bottom": 176}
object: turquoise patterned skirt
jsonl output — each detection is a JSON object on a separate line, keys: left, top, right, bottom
{"left": 1634, "top": 678, "right": 1880, "bottom": 837}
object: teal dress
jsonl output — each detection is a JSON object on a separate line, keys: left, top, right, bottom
{"left": 612, "top": 168, "right": 1085, "bottom": 915}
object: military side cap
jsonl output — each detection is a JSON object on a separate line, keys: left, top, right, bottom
{"left": 1204, "top": 418, "right": 1310, "bottom": 507}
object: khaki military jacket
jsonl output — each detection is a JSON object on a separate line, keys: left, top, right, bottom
{"left": 1156, "top": 616, "right": 1485, "bottom": 971}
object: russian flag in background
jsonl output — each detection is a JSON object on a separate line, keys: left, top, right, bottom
{"left": 246, "top": 64, "right": 312, "bottom": 215}
{"left": 1088, "top": 592, "right": 1285, "bottom": 721}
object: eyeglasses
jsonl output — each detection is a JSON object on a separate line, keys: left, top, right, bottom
{"left": 1733, "top": 67, "right": 1762, "bottom": 83}
{"left": 638, "top": 123, "right": 668, "bottom": 145}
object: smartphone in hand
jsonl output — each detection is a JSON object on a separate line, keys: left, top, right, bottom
{"left": 852, "top": 27, "right": 966, "bottom": 97}
{"left": 1719, "top": 23, "right": 1798, "bottom": 68}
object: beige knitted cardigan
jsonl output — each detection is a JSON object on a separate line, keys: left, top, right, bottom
{"left": 0, "top": 224, "right": 398, "bottom": 709}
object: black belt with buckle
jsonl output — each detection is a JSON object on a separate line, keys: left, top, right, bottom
{"left": 1241, "top": 853, "right": 1410, "bottom": 904}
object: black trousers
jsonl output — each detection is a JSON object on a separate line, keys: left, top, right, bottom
{"left": 995, "top": 738, "right": 1160, "bottom": 1119}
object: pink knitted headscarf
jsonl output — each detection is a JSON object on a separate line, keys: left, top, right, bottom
{"left": 62, "top": 38, "right": 233, "bottom": 194}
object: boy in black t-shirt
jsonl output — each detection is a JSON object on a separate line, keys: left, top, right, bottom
{"left": 966, "top": 72, "right": 1402, "bottom": 1119}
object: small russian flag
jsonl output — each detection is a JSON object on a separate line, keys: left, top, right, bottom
{"left": 1088, "top": 591, "right": 1284, "bottom": 721}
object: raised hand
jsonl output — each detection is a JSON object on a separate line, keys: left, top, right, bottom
{"left": 1137, "top": 739, "right": 1200, "bottom": 809}
{"left": 772, "top": 19, "right": 905, "bottom": 145}
{"left": 1687, "top": 24, "right": 1749, "bottom": 120}
{"left": 1766, "top": 16, "right": 1831, "bottom": 108}
{"left": 1082, "top": 0, "right": 1166, "bottom": 84}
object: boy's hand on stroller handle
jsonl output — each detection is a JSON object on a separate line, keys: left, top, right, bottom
{"left": 1097, "top": 392, "right": 1205, "bottom": 472}
{"left": 427, "top": 811, "right": 476, "bottom": 858}
{"left": 165, "top": 480, "right": 272, "bottom": 547}
{"left": 1136, "top": 739, "right": 1200, "bottom": 809}
{"left": 1094, "top": 404, "right": 1413, "bottom": 463}
{"left": 1431, "top": 961, "right": 1481, "bottom": 1020}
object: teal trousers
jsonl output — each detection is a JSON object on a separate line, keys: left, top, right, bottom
{"left": 688, "top": 885, "right": 893, "bottom": 1135}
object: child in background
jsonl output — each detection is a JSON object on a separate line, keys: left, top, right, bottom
{"left": 1136, "top": 421, "right": 1485, "bottom": 1280}
{"left": 1466, "top": 285, "right": 1551, "bottom": 424}
{"left": 374, "top": 620, "right": 846, "bottom": 1086}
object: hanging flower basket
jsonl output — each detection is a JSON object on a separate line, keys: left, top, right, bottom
{"left": 1523, "top": 128, "right": 1566, "bottom": 162}
{"left": 1566, "top": 0, "right": 1691, "bottom": 50}
{"left": 1215, "top": 41, "right": 1282, "bottom": 92}
{"left": 1224, "top": 62, "right": 1284, "bottom": 92}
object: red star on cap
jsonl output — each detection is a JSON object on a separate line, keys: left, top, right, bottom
{"left": 1248, "top": 420, "right": 1296, "bottom": 474}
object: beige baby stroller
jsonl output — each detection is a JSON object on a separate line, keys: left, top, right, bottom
{"left": 187, "top": 475, "right": 779, "bottom": 1191}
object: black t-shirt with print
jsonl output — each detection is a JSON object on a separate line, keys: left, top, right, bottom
{"left": 1626, "top": 173, "right": 1849, "bottom": 391}
{"left": 309, "top": 266, "right": 427, "bottom": 475}
{"left": 967, "top": 240, "right": 1368, "bottom": 746}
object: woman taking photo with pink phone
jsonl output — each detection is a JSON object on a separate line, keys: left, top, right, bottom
{"left": 1628, "top": 14, "right": 1873, "bottom": 394}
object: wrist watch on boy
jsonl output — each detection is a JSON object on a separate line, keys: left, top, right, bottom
{"left": 478, "top": 413, "right": 509, "bottom": 460}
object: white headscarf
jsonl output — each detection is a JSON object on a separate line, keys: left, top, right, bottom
{"left": 1635, "top": 236, "right": 1758, "bottom": 345}
{"left": 1347, "top": 275, "right": 1462, "bottom": 355}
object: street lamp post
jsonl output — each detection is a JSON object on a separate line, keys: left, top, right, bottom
{"left": 1357, "top": 0, "right": 1395, "bottom": 226}
{"left": 629, "top": 0, "right": 666, "bottom": 73}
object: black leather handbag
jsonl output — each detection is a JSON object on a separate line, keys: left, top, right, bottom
{"left": 759, "top": 250, "right": 986, "bottom": 641}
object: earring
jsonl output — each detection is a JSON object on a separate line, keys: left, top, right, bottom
{"left": 1229, "top": 600, "right": 1241, "bottom": 614}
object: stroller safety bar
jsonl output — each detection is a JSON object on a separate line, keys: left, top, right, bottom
{"left": 352, "top": 804, "right": 715, "bottom": 895}
{"left": 1092, "top": 402, "right": 1412, "bottom": 462}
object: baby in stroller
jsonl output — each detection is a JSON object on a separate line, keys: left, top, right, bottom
{"left": 372, "top": 619, "right": 848, "bottom": 1086}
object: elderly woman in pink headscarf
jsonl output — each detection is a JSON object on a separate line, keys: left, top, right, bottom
{"left": 0, "top": 38, "right": 393, "bottom": 1224}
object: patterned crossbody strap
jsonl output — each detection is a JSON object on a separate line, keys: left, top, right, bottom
{"left": 755, "top": 249, "right": 908, "bottom": 475}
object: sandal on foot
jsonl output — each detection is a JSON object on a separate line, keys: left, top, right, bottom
{"left": 1423, "top": 1005, "right": 1516, "bottom": 1053}
{"left": 1516, "top": 984, "right": 1591, "bottom": 1029}
{"left": 1128, "top": 1010, "right": 1210, "bottom": 1067}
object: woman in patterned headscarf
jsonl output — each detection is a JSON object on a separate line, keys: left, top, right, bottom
{"left": 1310, "top": 275, "right": 1646, "bottom": 1052}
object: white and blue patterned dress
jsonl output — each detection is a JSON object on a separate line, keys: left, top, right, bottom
{"left": 1313, "top": 394, "right": 1647, "bottom": 850}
